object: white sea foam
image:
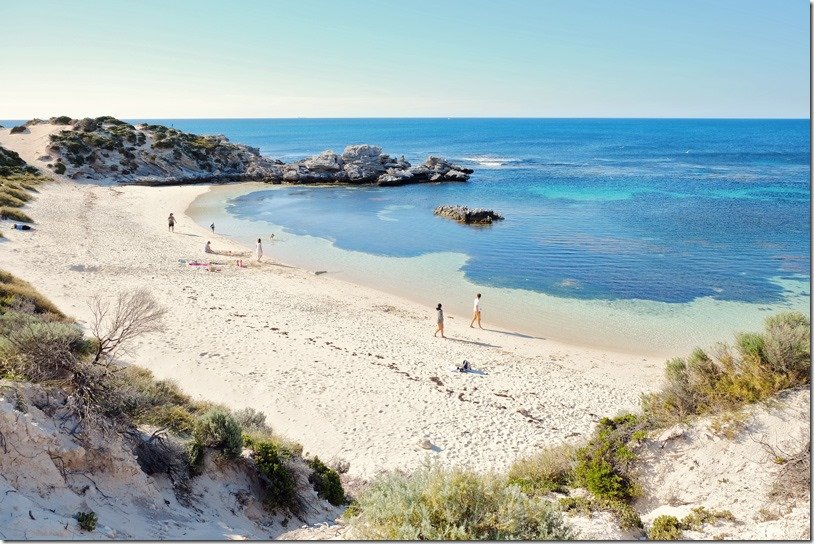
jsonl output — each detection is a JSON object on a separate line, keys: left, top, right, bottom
{"left": 459, "top": 156, "right": 520, "bottom": 168}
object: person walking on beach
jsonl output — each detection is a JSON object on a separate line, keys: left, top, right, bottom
{"left": 470, "top": 293, "right": 483, "bottom": 329}
{"left": 434, "top": 303, "right": 446, "bottom": 338}
{"left": 255, "top": 238, "right": 263, "bottom": 262}
{"left": 210, "top": 222, "right": 215, "bottom": 233}
{"left": 168, "top": 213, "right": 176, "bottom": 232}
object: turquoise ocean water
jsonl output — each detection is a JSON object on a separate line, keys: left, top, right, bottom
{"left": 9, "top": 117, "right": 802, "bottom": 355}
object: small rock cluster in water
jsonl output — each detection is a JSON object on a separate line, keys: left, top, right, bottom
{"left": 433, "top": 205, "right": 505, "bottom": 225}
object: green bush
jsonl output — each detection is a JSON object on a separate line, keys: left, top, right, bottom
{"left": 347, "top": 466, "right": 576, "bottom": 540}
{"left": 76, "top": 511, "right": 98, "bottom": 531}
{"left": 0, "top": 207, "right": 32, "bottom": 223}
{"left": 642, "top": 312, "right": 810, "bottom": 427}
{"left": 52, "top": 116, "right": 73, "bottom": 125}
{"left": 139, "top": 404, "right": 197, "bottom": 435}
{"left": 680, "top": 506, "right": 735, "bottom": 530}
{"left": 53, "top": 162, "right": 66, "bottom": 174}
{"left": 307, "top": 456, "right": 345, "bottom": 506}
{"left": 192, "top": 409, "right": 243, "bottom": 458}
{"left": 0, "top": 316, "right": 86, "bottom": 381}
{"left": 508, "top": 443, "right": 576, "bottom": 495}
{"left": 187, "top": 440, "right": 205, "bottom": 476}
{"left": 647, "top": 515, "right": 683, "bottom": 540}
{"left": 9, "top": 125, "right": 26, "bottom": 134}
{"left": 233, "top": 407, "right": 266, "bottom": 432}
{"left": 560, "top": 496, "right": 642, "bottom": 531}
{"left": 573, "top": 414, "right": 642, "bottom": 502}
{"left": 252, "top": 440, "right": 296, "bottom": 511}
{"left": 762, "top": 312, "right": 810, "bottom": 378}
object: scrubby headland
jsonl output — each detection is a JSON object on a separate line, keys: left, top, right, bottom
{"left": 7, "top": 116, "right": 472, "bottom": 186}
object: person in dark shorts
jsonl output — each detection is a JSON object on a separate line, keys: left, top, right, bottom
{"left": 168, "top": 213, "right": 176, "bottom": 232}
{"left": 434, "top": 303, "right": 446, "bottom": 338}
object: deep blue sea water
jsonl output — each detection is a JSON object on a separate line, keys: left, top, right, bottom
{"left": 167, "top": 118, "right": 809, "bottom": 305}
{"left": 6, "top": 117, "right": 808, "bottom": 306}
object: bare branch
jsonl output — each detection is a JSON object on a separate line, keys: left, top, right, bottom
{"left": 88, "top": 289, "right": 166, "bottom": 366}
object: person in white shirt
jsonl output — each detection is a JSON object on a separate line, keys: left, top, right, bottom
{"left": 255, "top": 238, "right": 263, "bottom": 262}
{"left": 470, "top": 293, "right": 483, "bottom": 329}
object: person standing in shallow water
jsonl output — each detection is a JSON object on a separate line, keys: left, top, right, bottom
{"left": 255, "top": 238, "right": 263, "bottom": 262}
{"left": 167, "top": 213, "right": 176, "bottom": 232}
{"left": 470, "top": 293, "right": 483, "bottom": 329}
{"left": 434, "top": 303, "right": 446, "bottom": 338}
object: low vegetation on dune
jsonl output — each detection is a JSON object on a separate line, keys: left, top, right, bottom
{"left": 0, "top": 145, "right": 49, "bottom": 223}
{"left": 44, "top": 115, "right": 260, "bottom": 179}
{"left": 0, "top": 271, "right": 345, "bottom": 524}
{"left": 345, "top": 311, "right": 810, "bottom": 539}
{"left": 641, "top": 311, "right": 810, "bottom": 425}
{"left": 346, "top": 465, "right": 576, "bottom": 540}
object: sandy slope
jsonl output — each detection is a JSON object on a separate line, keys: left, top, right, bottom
{"left": 0, "top": 382, "right": 341, "bottom": 540}
{"left": 0, "top": 125, "right": 664, "bottom": 479}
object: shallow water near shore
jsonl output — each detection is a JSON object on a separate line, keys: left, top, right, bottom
{"left": 179, "top": 118, "right": 809, "bottom": 356}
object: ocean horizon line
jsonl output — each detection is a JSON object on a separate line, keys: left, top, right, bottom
{"left": 1, "top": 116, "right": 810, "bottom": 123}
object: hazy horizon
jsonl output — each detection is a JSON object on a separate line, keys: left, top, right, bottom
{"left": 2, "top": 116, "right": 810, "bottom": 123}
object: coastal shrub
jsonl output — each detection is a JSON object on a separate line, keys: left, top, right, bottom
{"left": 769, "top": 439, "right": 810, "bottom": 502}
{"left": 641, "top": 312, "right": 810, "bottom": 426}
{"left": 680, "top": 506, "right": 735, "bottom": 530}
{"left": 648, "top": 515, "right": 683, "bottom": 540}
{"left": 187, "top": 440, "right": 205, "bottom": 476}
{"left": 573, "top": 413, "right": 643, "bottom": 502}
{"left": 0, "top": 192, "right": 25, "bottom": 208}
{"left": 54, "top": 162, "right": 66, "bottom": 174}
{"left": 507, "top": 442, "right": 576, "bottom": 495}
{"left": 347, "top": 465, "right": 575, "bottom": 540}
{"left": 139, "top": 404, "right": 197, "bottom": 435}
{"left": 0, "top": 270, "right": 63, "bottom": 315}
{"left": 75, "top": 511, "right": 98, "bottom": 532}
{"left": 243, "top": 429, "right": 304, "bottom": 458}
{"left": 251, "top": 440, "right": 297, "bottom": 511}
{"left": 0, "top": 207, "right": 32, "bottom": 223}
{"left": 192, "top": 409, "right": 243, "bottom": 458}
{"left": 762, "top": 312, "right": 810, "bottom": 378}
{"left": 133, "top": 429, "right": 190, "bottom": 485}
{"left": 9, "top": 125, "right": 27, "bottom": 134}
{"left": 1, "top": 317, "right": 86, "bottom": 382}
{"left": 0, "top": 187, "right": 31, "bottom": 202}
{"left": 52, "top": 116, "right": 73, "bottom": 125}
{"left": 558, "top": 494, "right": 642, "bottom": 530}
{"left": 233, "top": 407, "right": 266, "bottom": 432}
{"left": 307, "top": 456, "right": 345, "bottom": 506}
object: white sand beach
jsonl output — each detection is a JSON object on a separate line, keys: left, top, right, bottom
{"left": 0, "top": 126, "right": 666, "bottom": 479}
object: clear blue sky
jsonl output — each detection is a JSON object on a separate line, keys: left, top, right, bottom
{"left": 2, "top": 0, "right": 809, "bottom": 118}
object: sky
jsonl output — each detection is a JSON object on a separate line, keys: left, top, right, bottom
{"left": 1, "top": 0, "right": 809, "bottom": 118}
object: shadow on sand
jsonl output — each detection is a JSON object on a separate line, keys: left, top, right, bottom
{"left": 447, "top": 337, "right": 500, "bottom": 348}
{"left": 481, "top": 327, "right": 546, "bottom": 340}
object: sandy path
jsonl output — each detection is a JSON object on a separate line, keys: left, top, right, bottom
{"left": 0, "top": 131, "right": 665, "bottom": 476}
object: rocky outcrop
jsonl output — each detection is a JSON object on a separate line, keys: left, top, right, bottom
{"left": 277, "top": 145, "right": 472, "bottom": 186}
{"left": 12, "top": 116, "right": 474, "bottom": 186}
{"left": 44, "top": 117, "right": 283, "bottom": 183}
{"left": 433, "top": 205, "right": 504, "bottom": 225}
